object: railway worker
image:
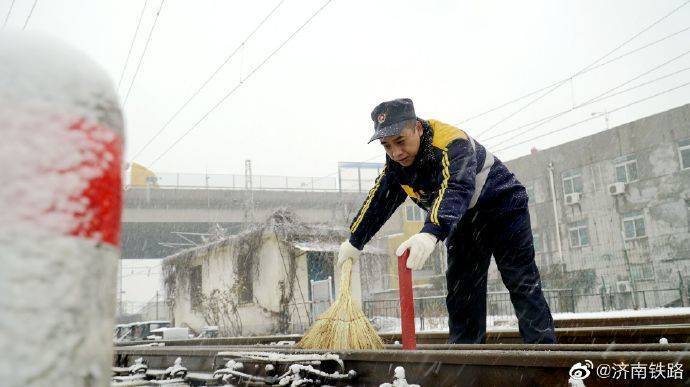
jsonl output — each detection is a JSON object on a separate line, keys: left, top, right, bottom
{"left": 337, "top": 98, "right": 557, "bottom": 344}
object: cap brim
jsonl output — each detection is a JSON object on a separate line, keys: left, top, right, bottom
{"left": 368, "top": 118, "right": 417, "bottom": 143}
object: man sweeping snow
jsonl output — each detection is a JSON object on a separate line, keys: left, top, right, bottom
{"left": 338, "top": 98, "right": 557, "bottom": 344}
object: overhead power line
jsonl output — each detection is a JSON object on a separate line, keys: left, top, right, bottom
{"left": 454, "top": 25, "right": 690, "bottom": 130}
{"left": 492, "top": 80, "right": 690, "bottom": 154}
{"left": 118, "top": 0, "right": 150, "bottom": 89}
{"left": 462, "top": 0, "right": 690, "bottom": 135}
{"left": 121, "top": 0, "right": 166, "bottom": 107}
{"left": 2, "top": 0, "right": 16, "bottom": 29}
{"left": 489, "top": 48, "right": 690, "bottom": 149}
{"left": 476, "top": 25, "right": 690, "bottom": 143}
{"left": 149, "top": 0, "right": 336, "bottom": 167}
{"left": 481, "top": 65, "right": 690, "bottom": 144}
{"left": 22, "top": 0, "right": 38, "bottom": 29}
{"left": 130, "top": 0, "right": 287, "bottom": 163}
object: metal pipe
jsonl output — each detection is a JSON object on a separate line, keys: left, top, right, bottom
{"left": 547, "top": 162, "right": 564, "bottom": 264}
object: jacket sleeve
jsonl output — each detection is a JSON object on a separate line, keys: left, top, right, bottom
{"left": 421, "top": 138, "right": 477, "bottom": 241}
{"left": 349, "top": 165, "right": 407, "bottom": 250}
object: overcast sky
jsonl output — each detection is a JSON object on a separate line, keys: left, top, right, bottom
{"left": 10, "top": 0, "right": 690, "bottom": 180}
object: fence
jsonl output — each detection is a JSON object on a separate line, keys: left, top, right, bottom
{"left": 142, "top": 172, "right": 340, "bottom": 191}
{"left": 128, "top": 171, "right": 383, "bottom": 193}
{"left": 362, "top": 288, "right": 687, "bottom": 331}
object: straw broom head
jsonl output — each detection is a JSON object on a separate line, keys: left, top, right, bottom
{"left": 297, "top": 258, "right": 384, "bottom": 350}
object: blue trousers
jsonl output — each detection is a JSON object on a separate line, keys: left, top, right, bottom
{"left": 445, "top": 206, "right": 557, "bottom": 344}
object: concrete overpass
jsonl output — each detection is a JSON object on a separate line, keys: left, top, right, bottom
{"left": 121, "top": 187, "right": 403, "bottom": 259}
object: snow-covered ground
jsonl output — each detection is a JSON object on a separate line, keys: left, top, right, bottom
{"left": 372, "top": 307, "right": 690, "bottom": 333}
{"left": 552, "top": 307, "right": 690, "bottom": 320}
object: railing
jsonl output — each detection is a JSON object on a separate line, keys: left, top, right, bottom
{"left": 127, "top": 172, "right": 379, "bottom": 193}
{"left": 362, "top": 288, "right": 687, "bottom": 331}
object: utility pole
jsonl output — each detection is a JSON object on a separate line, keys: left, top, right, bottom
{"left": 591, "top": 110, "right": 610, "bottom": 130}
{"left": 156, "top": 291, "right": 159, "bottom": 320}
{"left": 244, "top": 159, "right": 254, "bottom": 227}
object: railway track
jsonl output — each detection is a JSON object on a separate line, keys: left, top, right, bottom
{"left": 117, "top": 324, "right": 690, "bottom": 347}
{"left": 114, "top": 343, "right": 690, "bottom": 386}
{"left": 113, "top": 320, "right": 690, "bottom": 386}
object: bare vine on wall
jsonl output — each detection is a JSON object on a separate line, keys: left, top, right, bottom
{"left": 270, "top": 209, "right": 302, "bottom": 333}
{"left": 162, "top": 254, "right": 198, "bottom": 325}
{"left": 198, "top": 288, "right": 242, "bottom": 337}
{"left": 231, "top": 227, "right": 263, "bottom": 305}
{"left": 162, "top": 208, "right": 347, "bottom": 335}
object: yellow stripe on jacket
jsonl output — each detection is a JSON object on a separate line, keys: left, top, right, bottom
{"left": 428, "top": 120, "right": 468, "bottom": 225}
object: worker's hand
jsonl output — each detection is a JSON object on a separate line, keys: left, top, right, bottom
{"left": 396, "top": 233, "right": 437, "bottom": 270}
{"left": 336, "top": 240, "right": 362, "bottom": 268}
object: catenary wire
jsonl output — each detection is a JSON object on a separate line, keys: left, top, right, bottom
{"left": 130, "top": 0, "right": 287, "bottom": 163}
{"left": 117, "top": 0, "right": 150, "bottom": 90}
{"left": 480, "top": 65, "right": 690, "bottom": 144}
{"left": 148, "top": 0, "right": 335, "bottom": 167}
{"left": 489, "top": 48, "right": 690, "bottom": 149}
{"left": 461, "top": 0, "right": 690, "bottom": 132}
{"left": 2, "top": 0, "right": 16, "bottom": 29}
{"left": 22, "top": 0, "right": 38, "bottom": 29}
{"left": 121, "top": 0, "right": 166, "bottom": 107}
{"left": 492, "top": 81, "right": 690, "bottom": 154}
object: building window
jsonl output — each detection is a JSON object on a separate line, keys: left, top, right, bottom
{"left": 526, "top": 185, "right": 535, "bottom": 205}
{"left": 622, "top": 211, "right": 646, "bottom": 240}
{"left": 631, "top": 264, "right": 654, "bottom": 281}
{"left": 190, "top": 265, "right": 202, "bottom": 310}
{"left": 679, "top": 139, "right": 690, "bottom": 170}
{"left": 533, "top": 231, "right": 542, "bottom": 252}
{"left": 614, "top": 156, "right": 639, "bottom": 183}
{"left": 568, "top": 221, "right": 589, "bottom": 248}
{"left": 562, "top": 170, "right": 583, "bottom": 195}
{"left": 405, "top": 205, "right": 425, "bottom": 222}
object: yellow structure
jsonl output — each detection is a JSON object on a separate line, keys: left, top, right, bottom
{"left": 386, "top": 201, "right": 437, "bottom": 288}
{"left": 129, "top": 162, "right": 158, "bottom": 188}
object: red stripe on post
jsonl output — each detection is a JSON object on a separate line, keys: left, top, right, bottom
{"left": 398, "top": 250, "right": 416, "bottom": 350}
{"left": 64, "top": 118, "right": 123, "bottom": 247}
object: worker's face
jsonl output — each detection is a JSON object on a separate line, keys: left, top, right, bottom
{"left": 380, "top": 121, "right": 423, "bottom": 167}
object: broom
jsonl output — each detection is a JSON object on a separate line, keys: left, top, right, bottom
{"left": 296, "top": 257, "right": 384, "bottom": 350}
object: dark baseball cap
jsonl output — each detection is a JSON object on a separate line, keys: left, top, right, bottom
{"left": 369, "top": 98, "right": 417, "bottom": 143}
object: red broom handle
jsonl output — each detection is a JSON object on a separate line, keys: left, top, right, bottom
{"left": 397, "top": 250, "right": 416, "bottom": 350}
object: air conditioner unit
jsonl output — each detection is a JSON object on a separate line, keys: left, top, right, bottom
{"left": 616, "top": 281, "right": 632, "bottom": 293}
{"left": 608, "top": 182, "right": 625, "bottom": 196}
{"left": 565, "top": 192, "right": 581, "bottom": 205}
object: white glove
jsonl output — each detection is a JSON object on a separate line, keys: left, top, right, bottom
{"left": 336, "top": 240, "right": 362, "bottom": 268}
{"left": 396, "top": 233, "right": 437, "bottom": 270}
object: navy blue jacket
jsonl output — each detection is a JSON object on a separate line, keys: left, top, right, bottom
{"left": 349, "top": 119, "right": 528, "bottom": 250}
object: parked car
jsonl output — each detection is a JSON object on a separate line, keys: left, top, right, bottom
{"left": 115, "top": 320, "right": 171, "bottom": 342}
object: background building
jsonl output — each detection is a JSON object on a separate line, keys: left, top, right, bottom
{"left": 493, "top": 103, "right": 690, "bottom": 310}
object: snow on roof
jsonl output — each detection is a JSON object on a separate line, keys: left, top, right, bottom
{"left": 162, "top": 210, "right": 373, "bottom": 262}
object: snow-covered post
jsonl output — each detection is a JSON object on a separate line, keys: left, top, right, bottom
{"left": 0, "top": 32, "right": 124, "bottom": 386}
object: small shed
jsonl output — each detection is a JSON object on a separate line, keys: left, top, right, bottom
{"left": 162, "top": 210, "right": 384, "bottom": 336}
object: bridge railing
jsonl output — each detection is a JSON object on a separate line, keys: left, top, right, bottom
{"left": 127, "top": 172, "right": 378, "bottom": 193}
